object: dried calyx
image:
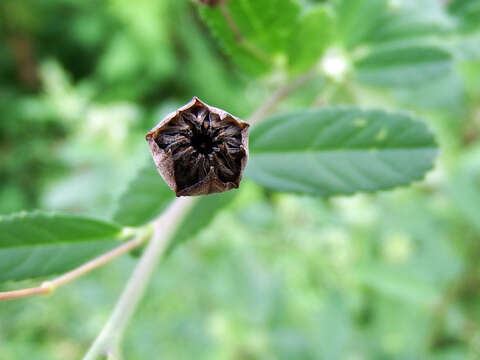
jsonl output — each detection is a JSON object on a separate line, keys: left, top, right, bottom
{"left": 146, "top": 97, "right": 249, "bottom": 196}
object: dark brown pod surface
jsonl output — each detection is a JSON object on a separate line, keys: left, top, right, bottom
{"left": 193, "top": 0, "right": 229, "bottom": 6}
{"left": 146, "top": 97, "right": 249, "bottom": 197}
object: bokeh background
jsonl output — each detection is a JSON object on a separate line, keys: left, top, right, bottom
{"left": 1, "top": 0, "right": 480, "bottom": 359}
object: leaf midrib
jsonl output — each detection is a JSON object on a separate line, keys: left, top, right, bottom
{"left": 0, "top": 235, "right": 120, "bottom": 249}
{"left": 357, "top": 59, "right": 450, "bottom": 70}
{"left": 251, "top": 146, "right": 438, "bottom": 155}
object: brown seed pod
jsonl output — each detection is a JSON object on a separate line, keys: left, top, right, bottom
{"left": 193, "top": 0, "right": 229, "bottom": 7}
{"left": 146, "top": 97, "right": 249, "bottom": 197}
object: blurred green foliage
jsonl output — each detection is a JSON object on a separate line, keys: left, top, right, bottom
{"left": 1, "top": 0, "right": 480, "bottom": 359}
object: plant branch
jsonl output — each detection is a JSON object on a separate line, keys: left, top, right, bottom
{"left": 83, "top": 197, "right": 196, "bottom": 360}
{"left": 82, "top": 65, "right": 317, "bottom": 359}
{"left": 248, "top": 68, "right": 318, "bottom": 124}
{"left": 0, "top": 232, "right": 150, "bottom": 302}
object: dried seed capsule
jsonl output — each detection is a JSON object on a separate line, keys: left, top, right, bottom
{"left": 193, "top": 0, "right": 229, "bottom": 6}
{"left": 146, "top": 97, "right": 249, "bottom": 197}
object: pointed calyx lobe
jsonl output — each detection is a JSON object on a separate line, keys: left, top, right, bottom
{"left": 146, "top": 97, "right": 249, "bottom": 196}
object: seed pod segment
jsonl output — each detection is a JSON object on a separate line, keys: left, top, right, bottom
{"left": 146, "top": 97, "right": 249, "bottom": 197}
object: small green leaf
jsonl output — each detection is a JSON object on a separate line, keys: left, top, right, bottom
{"left": 287, "top": 6, "right": 333, "bottom": 74}
{"left": 113, "top": 163, "right": 175, "bottom": 227}
{"left": 335, "top": 0, "right": 387, "bottom": 49}
{"left": 246, "top": 107, "right": 437, "bottom": 197}
{"left": 355, "top": 43, "right": 453, "bottom": 87}
{"left": 0, "top": 212, "right": 122, "bottom": 248}
{"left": 199, "top": 0, "right": 301, "bottom": 75}
{"left": 449, "top": 0, "right": 480, "bottom": 31}
{"left": 369, "top": 1, "right": 454, "bottom": 43}
{"left": 166, "top": 191, "right": 236, "bottom": 255}
{"left": 391, "top": 72, "right": 464, "bottom": 111}
{"left": 0, "top": 241, "right": 118, "bottom": 282}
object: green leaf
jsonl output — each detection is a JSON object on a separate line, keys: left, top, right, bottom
{"left": 246, "top": 107, "right": 437, "bottom": 196}
{"left": 113, "top": 163, "right": 175, "bottom": 227}
{"left": 449, "top": 0, "right": 480, "bottom": 31}
{"left": 199, "top": 0, "right": 300, "bottom": 75}
{"left": 369, "top": 1, "right": 454, "bottom": 43}
{"left": 0, "top": 241, "right": 118, "bottom": 282}
{"left": 335, "top": 0, "right": 387, "bottom": 49}
{"left": 0, "top": 212, "right": 122, "bottom": 248}
{"left": 287, "top": 6, "right": 333, "bottom": 74}
{"left": 166, "top": 191, "right": 236, "bottom": 255}
{"left": 450, "top": 33, "right": 480, "bottom": 61}
{"left": 355, "top": 43, "right": 453, "bottom": 87}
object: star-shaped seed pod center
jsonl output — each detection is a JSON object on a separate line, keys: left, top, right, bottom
{"left": 146, "top": 97, "right": 249, "bottom": 196}
{"left": 191, "top": 131, "right": 214, "bottom": 154}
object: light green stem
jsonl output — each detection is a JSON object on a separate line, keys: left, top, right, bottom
{"left": 83, "top": 197, "right": 196, "bottom": 360}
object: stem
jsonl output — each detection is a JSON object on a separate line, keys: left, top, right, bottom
{"left": 248, "top": 68, "right": 318, "bottom": 124}
{"left": 0, "top": 233, "right": 149, "bottom": 302}
{"left": 0, "top": 286, "right": 47, "bottom": 301}
{"left": 83, "top": 197, "right": 195, "bottom": 360}
{"left": 82, "top": 65, "right": 317, "bottom": 359}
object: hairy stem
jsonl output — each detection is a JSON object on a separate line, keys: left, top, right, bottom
{"left": 248, "top": 68, "right": 318, "bottom": 124}
{"left": 82, "top": 65, "right": 317, "bottom": 359}
{"left": 0, "top": 233, "right": 149, "bottom": 302}
{"left": 83, "top": 197, "right": 195, "bottom": 360}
